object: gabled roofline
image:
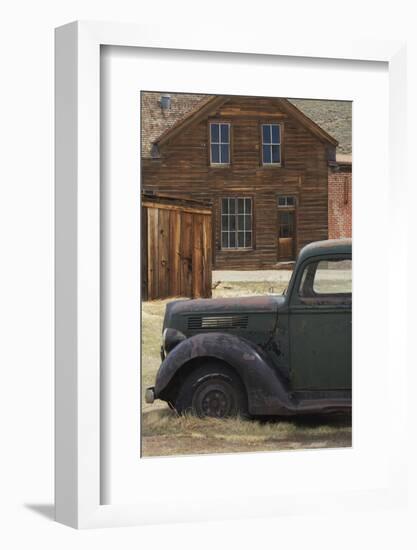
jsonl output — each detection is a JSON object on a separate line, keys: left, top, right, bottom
{"left": 152, "top": 95, "right": 339, "bottom": 152}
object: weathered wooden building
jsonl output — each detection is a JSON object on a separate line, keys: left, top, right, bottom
{"left": 141, "top": 93, "right": 345, "bottom": 270}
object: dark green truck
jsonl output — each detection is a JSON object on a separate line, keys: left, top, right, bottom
{"left": 145, "top": 239, "right": 352, "bottom": 418}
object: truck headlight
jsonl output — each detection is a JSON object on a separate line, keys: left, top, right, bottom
{"left": 162, "top": 328, "right": 186, "bottom": 354}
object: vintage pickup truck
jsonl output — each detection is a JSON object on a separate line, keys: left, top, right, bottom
{"left": 145, "top": 239, "right": 352, "bottom": 418}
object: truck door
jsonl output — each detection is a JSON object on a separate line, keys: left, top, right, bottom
{"left": 289, "top": 255, "right": 352, "bottom": 391}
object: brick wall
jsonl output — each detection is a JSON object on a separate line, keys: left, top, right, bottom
{"left": 328, "top": 167, "right": 352, "bottom": 239}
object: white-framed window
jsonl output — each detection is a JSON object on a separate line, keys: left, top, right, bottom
{"left": 210, "top": 122, "right": 230, "bottom": 165}
{"left": 261, "top": 123, "right": 281, "bottom": 165}
{"left": 277, "top": 195, "right": 296, "bottom": 207}
{"left": 221, "top": 197, "right": 253, "bottom": 249}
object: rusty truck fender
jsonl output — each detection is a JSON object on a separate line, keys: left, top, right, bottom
{"left": 154, "top": 332, "right": 295, "bottom": 416}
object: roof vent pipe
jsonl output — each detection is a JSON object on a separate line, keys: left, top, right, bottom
{"left": 160, "top": 94, "right": 171, "bottom": 110}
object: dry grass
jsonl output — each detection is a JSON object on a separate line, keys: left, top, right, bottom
{"left": 141, "top": 299, "right": 170, "bottom": 391}
{"left": 141, "top": 279, "right": 352, "bottom": 457}
{"left": 141, "top": 408, "right": 351, "bottom": 457}
{"left": 143, "top": 409, "right": 350, "bottom": 439}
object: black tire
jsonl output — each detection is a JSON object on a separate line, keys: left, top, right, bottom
{"left": 174, "top": 363, "right": 247, "bottom": 418}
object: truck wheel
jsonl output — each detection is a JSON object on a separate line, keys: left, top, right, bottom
{"left": 175, "top": 364, "right": 247, "bottom": 418}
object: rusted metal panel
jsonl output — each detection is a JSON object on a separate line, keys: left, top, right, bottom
{"left": 154, "top": 330, "right": 351, "bottom": 416}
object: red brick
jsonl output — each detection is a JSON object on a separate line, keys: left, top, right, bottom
{"left": 328, "top": 169, "right": 352, "bottom": 239}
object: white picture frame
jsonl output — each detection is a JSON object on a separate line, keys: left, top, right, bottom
{"left": 55, "top": 21, "right": 408, "bottom": 529}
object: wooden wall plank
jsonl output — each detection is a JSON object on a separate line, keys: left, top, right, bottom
{"left": 157, "top": 208, "right": 170, "bottom": 299}
{"left": 201, "top": 214, "right": 212, "bottom": 298}
{"left": 169, "top": 210, "right": 181, "bottom": 297}
{"left": 192, "top": 214, "right": 204, "bottom": 298}
{"left": 180, "top": 212, "right": 193, "bottom": 298}
{"left": 141, "top": 206, "right": 148, "bottom": 301}
{"left": 147, "top": 207, "right": 159, "bottom": 299}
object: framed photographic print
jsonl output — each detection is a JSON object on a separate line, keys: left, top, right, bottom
{"left": 140, "top": 90, "right": 353, "bottom": 458}
{"left": 55, "top": 21, "right": 408, "bottom": 528}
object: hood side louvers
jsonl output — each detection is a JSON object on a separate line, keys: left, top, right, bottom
{"left": 187, "top": 315, "right": 249, "bottom": 330}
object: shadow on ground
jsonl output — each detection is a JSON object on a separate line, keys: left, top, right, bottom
{"left": 24, "top": 503, "right": 55, "bottom": 521}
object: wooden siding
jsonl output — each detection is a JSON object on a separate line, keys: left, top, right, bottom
{"left": 142, "top": 193, "right": 212, "bottom": 300}
{"left": 142, "top": 96, "right": 330, "bottom": 270}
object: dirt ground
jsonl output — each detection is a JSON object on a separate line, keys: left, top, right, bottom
{"left": 141, "top": 408, "right": 352, "bottom": 457}
{"left": 141, "top": 275, "right": 352, "bottom": 458}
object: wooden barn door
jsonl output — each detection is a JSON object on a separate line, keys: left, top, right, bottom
{"left": 144, "top": 203, "right": 212, "bottom": 300}
{"left": 277, "top": 195, "right": 297, "bottom": 261}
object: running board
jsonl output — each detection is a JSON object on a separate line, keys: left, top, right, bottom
{"left": 295, "top": 398, "right": 351, "bottom": 414}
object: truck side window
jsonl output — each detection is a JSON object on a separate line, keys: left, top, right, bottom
{"left": 299, "top": 259, "right": 352, "bottom": 303}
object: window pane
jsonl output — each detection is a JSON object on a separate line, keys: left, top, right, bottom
{"left": 262, "top": 124, "right": 271, "bottom": 144}
{"left": 271, "top": 124, "right": 280, "bottom": 143}
{"left": 220, "top": 124, "right": 229, "bottom": 143}
{"left": 278, "top": 195, "right": 296, "bottom": 207}
{"left": 313, "top": 259, "right": 352, "bottom": 294}
{"left": 220, "top": 144, "right": 229, "bottom": 164}
{"left": 211, "top": 123, "right": 219, "bottom": 143}
{"left": 272, "top": 145, "right": 280, "bottom": 163}
{"left": 221, "top": 197, "right": 253, "bottom": 250}
{"left": 281, "top": 212, "right": 289, "bottom": 224}
{"left": 263, "top": 145, "right": 271, "bottom": 164}
{"left": 211, "top": 144, "right": 220, "bottom": 163}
